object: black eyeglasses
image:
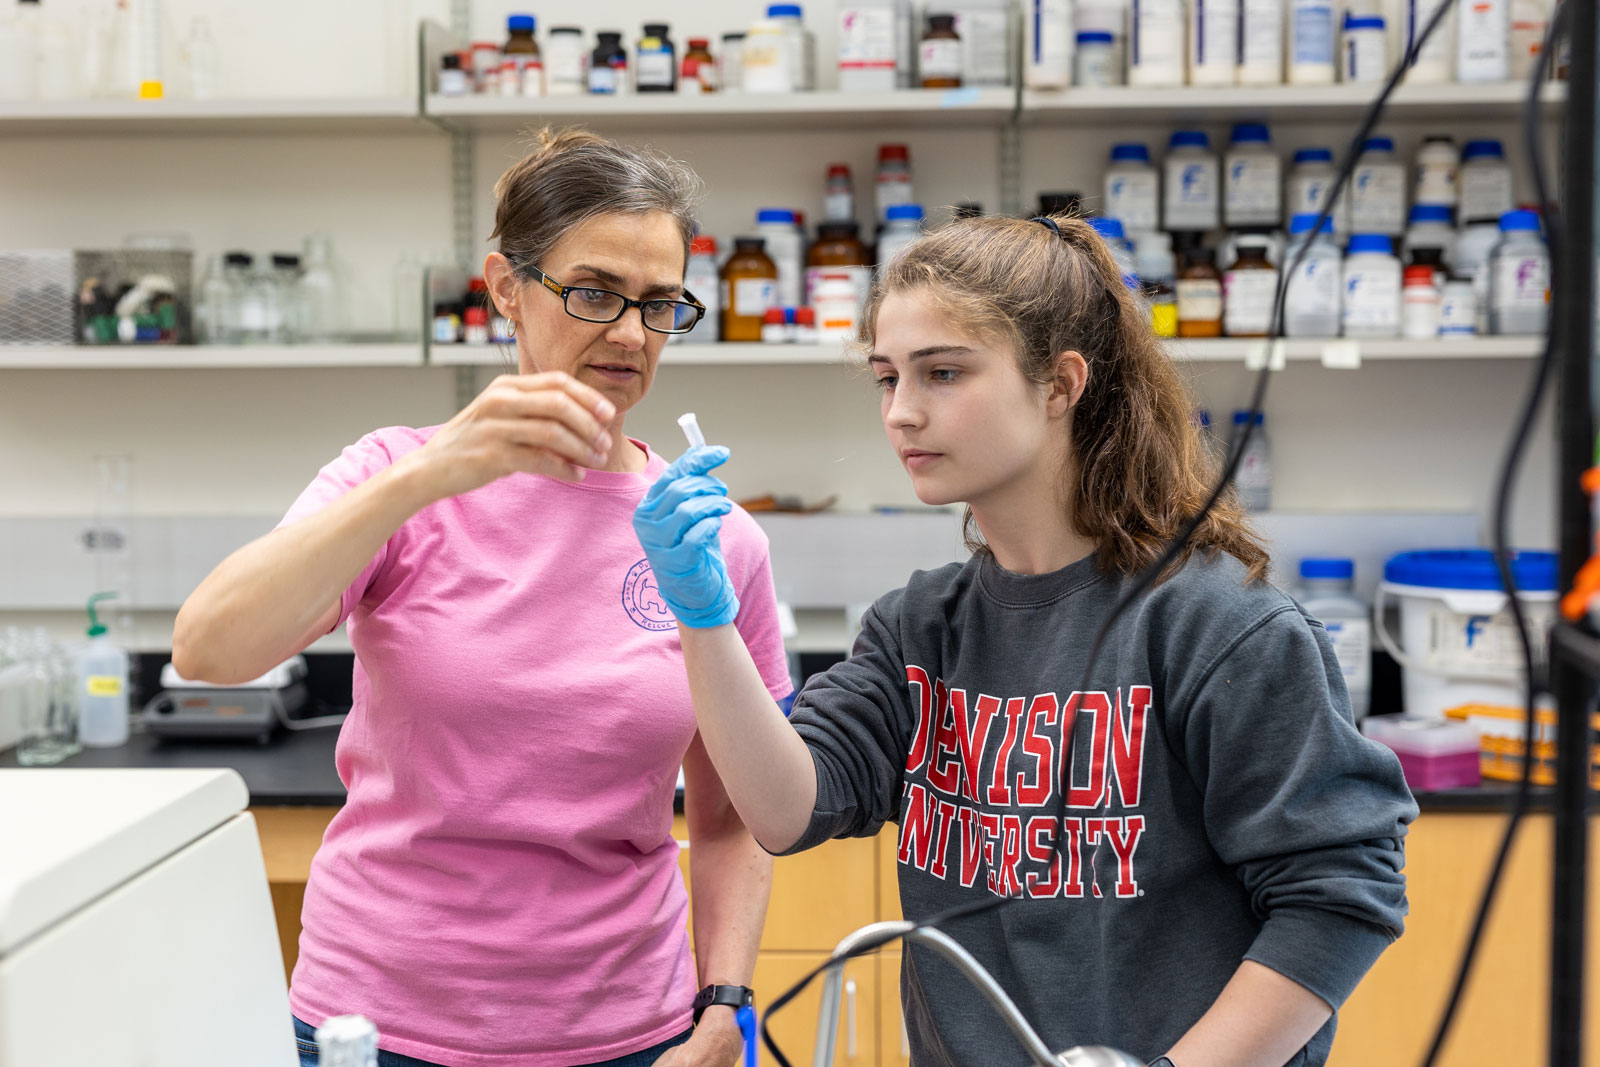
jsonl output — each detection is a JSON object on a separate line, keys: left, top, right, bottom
{"left": 522, "top": 263, "right": 706, "bottom": 335}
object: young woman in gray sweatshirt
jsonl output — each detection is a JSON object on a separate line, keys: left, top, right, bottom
{"left": 633, "top": 213, "right": 1418, "bottom": 1067}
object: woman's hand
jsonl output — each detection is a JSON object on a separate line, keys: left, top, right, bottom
{"left": 633, "top": 446, "right": 740, "bottom": 629}
{"left": 399, "top": 372, "right": 618, "bottom": 501}
{"left": 651, "top": 1012, "right": 742, "bottom": 1067}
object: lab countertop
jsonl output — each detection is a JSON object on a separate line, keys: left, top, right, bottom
{"left": 0, "top": 726, "right": 1567, "bottom": 813}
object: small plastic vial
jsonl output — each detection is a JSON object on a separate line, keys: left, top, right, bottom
{"left": 762, "top": 306, "right": 791, "bottom": 343}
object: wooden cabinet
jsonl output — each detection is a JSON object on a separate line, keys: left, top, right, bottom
{"left": 753, "top": 951, "right": 880, "bottom": 1067}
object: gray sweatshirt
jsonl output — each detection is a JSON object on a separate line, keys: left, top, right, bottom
{"left": 782, "top": 550, "right": 1417, "bottom": 1067}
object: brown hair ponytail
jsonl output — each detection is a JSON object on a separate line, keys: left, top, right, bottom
{"left": 859, "top": 214, "right": 1269, "bottom": 584}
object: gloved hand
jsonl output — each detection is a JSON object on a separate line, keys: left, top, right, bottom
{"left": 633, "top": 445, "right": 741, "bottom": 629}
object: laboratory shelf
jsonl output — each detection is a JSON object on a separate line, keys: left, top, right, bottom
{"left": 0, "top": 97, "right": 428, "bottom": 137}
{"left": 1171, "top": 336, "right": 1542, "bottom": 362}
{"left": 428, "top": 342, "right": 855, "bottom": 367}
{"left": 422, "top": 88, "right": 1018, "bottom": 133}
{"left": 0, "top": 343, "right": 425, "bottom": 369}
{"left": 1021, "top": 79, "right": 1567, "bottom": 125}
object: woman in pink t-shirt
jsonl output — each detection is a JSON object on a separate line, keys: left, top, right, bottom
{"left": 174, "top": 128, "right": 792, "bottom": 1067}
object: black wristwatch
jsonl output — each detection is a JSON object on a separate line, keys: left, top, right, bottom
{"left": 692, "top": 984, "right": 754, "bottom": 1024}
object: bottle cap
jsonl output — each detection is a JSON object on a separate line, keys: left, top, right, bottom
{"left": 764, "top": 307, "right": 787, "bottom": 324}
{"left": 507, "top": 14, "right": 535, "bottom": 32}
{"left": 1169, "top": 130, "right": 1210, "bottom": 149}
{"left": 643, "top": 23, "right": 670, "bottom": 36}
{"left": 1343, "top": 14, "right": 1386, "bottom": 30}
{"left": 1500, "top": 209, "right": 1542, "bottom": 232}
{"left": 1230, "top": 122, "right": 1271, "bottom": 145}
{"left": 1462, "top": 139, "right": 1505, "bottom": 161}
{"left": 1360, "top": 136, "right": 1396, "bottom": 154}
{"left": 1076, "top": 30, "right": 1115, "bottom": 43}
{"left": 465, "top": 306, "right": 488, "bottom": 324}
{"left": 1110, "top": 143, "right": 1151, "bottom": 163}
{"left": 86, "top": 592, "right": 116, "bottom": 638}
{"left": 1408, "top": 204, "right": 1454, "bottom": 225}
{"left": 1232, "top": 410, "right": 1265, "bottom": 426}
{"left": 878, "top": 144, "right": 910, "bottom": 162}
{"left": 767, "top": 3, "right": 803, "bottom": 17}
{"left": 689, "top": 235, "right": 718, "bottom": 256}
{"left": 1293, "top": 147, "right": 1334, "bottom": 165}
{"left": 1347, "top": 233, "right": 1393, "bottom": 254}
{"left": 827, "top": 163, "right": 852, "bottom": 179}
{"left": 756, "top": 208, "right": 797, "bottom": 224}
{"left": 1086, "top": 216, "right": 1125, "bottom": 241}
{"left": 886, "top": 204, "right": 925, "bottom": 221}
{"left": 1403, "top": 265, "right": 1437, "bottom": 286}
{"left": 1288, "top": 213, "right": 1334, "bottom": 235}
{"left": 1300, "top": 558, "right": 1354, "bottom": 581}
{"left": 688, "top": 37, "right": 710, "bottom": 48}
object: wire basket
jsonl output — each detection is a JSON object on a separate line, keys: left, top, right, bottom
{"left": 0, "top": 250, "right": 76, "bottom": 345}
{"left": 74, "top": 248, "right": 195, "bottom": 344}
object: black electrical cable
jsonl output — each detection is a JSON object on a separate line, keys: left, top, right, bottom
{"left": 1415, "top": 7, "right": 1567, "bottom": 1066}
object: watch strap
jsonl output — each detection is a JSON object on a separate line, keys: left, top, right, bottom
{"left": 692, "top": 984, "right": 754, "bottom": 1024}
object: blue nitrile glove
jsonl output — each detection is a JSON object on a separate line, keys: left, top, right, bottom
{"left": 633, "top": 445, "right": 741, "bottom": 628}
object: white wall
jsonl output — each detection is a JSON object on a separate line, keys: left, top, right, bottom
{"left": 0, "top": 0, "right": 1562, "bottom": 649}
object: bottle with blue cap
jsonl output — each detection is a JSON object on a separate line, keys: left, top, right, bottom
{"left": 1073, "top": 29, "right": 1117, "bottom": 86}
{"left": 1459, "top": 139, "right": 1514, "bottom": 226}
{"left": 1086, "top": 217, "right": 1140, "bottom": 290}
{"left": 877, "top": 204, "right": 926, "bottom": 274}
{"left": 1340, "top": 12, "right": 1387, "bottom": 82}
{"left": 1164, "top": 130, "right": 1219, "bottom": 232}
{"left": 756, "top": 207, "right": 804, "bottom": 309}
{"left": 1295, "top": 559, "right": 1372, "bottom": 721}
{"left": 1403, "top": 203, "right": 1457, "bottom": 270}
{"left": 1229, "top": 411, "right": 1271, "bottom": 510}
{"left": 1224, "top": 122, "right": 1280, "bottom": 228}
{"left": 1489, "top": 209, "right": 1550, "bottom": 335}
{"left": 1285, "top": 147, "right": 1345, "bottom": 235}
{"left": 1347, "top": 136, "right": 1405, "bottom": 237}
{"left": 1284, "top": 213, "right": 1342, "bottom": 337}
{"left": 1103, "top": 143, "right": 1158, "bottom": 234}
{"left": 765, "top": 3, "right": 814, "bottom": 90}
{"left": 1342, "top": 233, "right": 1402, "bottom": 338}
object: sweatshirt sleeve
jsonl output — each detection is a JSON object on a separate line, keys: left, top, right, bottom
{"left": 776, "top": 596, "right": 916, "bottom": 855}
{"left": 1173, "top": 604, "right": 1419, "bottom": 1010}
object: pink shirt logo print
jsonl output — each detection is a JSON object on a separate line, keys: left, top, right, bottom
{"left": 623, "top": 558, "right": 677, "bottom": 631}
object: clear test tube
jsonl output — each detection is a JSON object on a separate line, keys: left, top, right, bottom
{"left": 677, "top": 412, "right": 706, "bottom": 450}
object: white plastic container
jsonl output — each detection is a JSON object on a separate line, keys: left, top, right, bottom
{"left": 767, "top": 3, "right": 815, "bottom": 90}
{"left": 1296, "top": 559, "right": 1372, "bottom": 722}
{"left": 756, "top": 209, "right": 805, "bottom": 310}
{"left": 878, "top": 204, "right": 926, "bottom": 271}
{"left": 1457, "top": 0, "right": 1510, "bottom": 81}
{"left": 1451, "top": 217, "right": 1502, "bottom": 333}
{"left": 1224, "top": 122, "right": 1280, "bottom": 228}
{"left": 545, "top": 27, "right": 586, "bottom": 95}
{"left": 1489, "top": 209, "right": 1550, "bottom": 336}
{"left": 1283, "top": 214, "right": 1343, "bottom": 337}
{"left": 839, "top": 4, "right": 902, "bottom": 91}
{"left": 1439, "top": 278, "right": 1479, "bottom": 336}
{"left": 1237, "top": 0, "right": 1284, "bottom": 83}
{"left": 1231, "top": 411, "right": 1271, "bottom": 510}
{"left": 1374, "top": 549, "right": 1557, "bottom": 720}
{"left": 742, "top": 18, "right": 795, "bottom": 91}
{"left": 1025, "top": 0, "right": 1073, "bottom": 89}
{"left": 814, "top": 271, "right": 865, "bottom": 340}
{"left": 954, "top": 0, "right": 1012, "bottom": 86}
{"left": 1130, "top": 0, "right": 1186, "bottom": 86}
{"left": 1510, "top": 0, "right": 1550, "bottom": 80}
{"left": 1459, "top": 139, "right": 1514, "bottom": 225}
{"left": 1075, "top": 31, "right": 1119, "bottom": 86}
{"left": 1164, "top": 130, "right": 1220, "bottom": 232}
{"left": 1289, "top": 0, "right": 1337, "bottom": 84}
{"left": 1402, "top": 264, "right": 1441, "bottom": 338}
{"left": 1077, "top": 0, "right": 1131, "bottom": 80}
{"left": 1362, "top": 714, "right": 1482, "bottom": 789}
{"left": 1342, "top": 233, "right": 1403, "bottom": 338}
{"left": 1412, "top": 135, "right": 1458, "bottom": 210}
{"left": 1347, "top": 136, "right": 1406, "bottom": 237}
{"left": 1188, "top": 0, "right": 1239, "bottom": 85}
{"left": 1284, "top": 147, "right": 1346, "bottom": 235}
{"left": 1104, "top": 143, "right": 1160, "bottom": 233}
{"left": 672, "top": 236, "right": 720, "bottom": 345}
{"left": 76, "top": 594, "right": 128, "bottom": 748}
{"left": 1404, "top": 204, "right": 1457, "bottom": 266}
{"left": 1342, "top": 13, "right": 1388, "bottom": 81}
{"left": 1404, "top": 0, "right": 1454, "bottom": 82}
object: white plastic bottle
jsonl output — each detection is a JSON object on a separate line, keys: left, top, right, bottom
{"left": 756, "top": 209, "right": 804, "bottom": 310}
{"left": 1188, "top": 0, "right": 1239, "bottom": 85}
{"left": 1451, "top": 216, "right": 1504, "bottom": 333}
{"left": 1230, "top": 411, "right": 1272, "bottom": 510}
{"left": 953, "top": 0, "right": 1012, "bottom": 87}
{"left": 1412, "top": 135, "right": 1458, "bottom": 210}
{"left": 1129, "top": 0, "right": 1186, "bottom": 86}
{"left": 877, "top": 204, "right": 926, "bottom": 271}
{"left": 1104, "top": 143, "right": 1161, "bottom": 234}
{"left": 1341, "top": 13, "right": 1388, "bottom": 82}
{"left": 1510, "top": 0, "right": 1550, "bottom": 80}
{"left": 673, "top": 236, "right": 721, "bottom": 345}
{"left": 1088, "top": 216, "right": 1141, "bottom": 289}
{"left": 76, "top": 593, "right": 128, "bottom": 748}
{"left": 1289, "top": 0, "right": 1337, "bottom": 84}
{"left": 1347, "top": 136, "right": 1406, "bottom": 237}
{"left": 1237, "top": 0, "right": 1285, "bottom": 83}
{"left": 0, "top": 2, "right": 38, "bottom": 100}
{"left": 742, "top": 18, "right": 795, "bottom": 91}
{"left": 1457, "top": 0, "right": 1510, "bottom": 81}
{"left": 1403, "top": 204, "right": 1457, "bottom": 266}
{"left": 1224, "top": 122, "right": 1281, "bottom": 228}
{"left": 1283, "top": 214, "right": 1343, "bottom": 337}
{"left": 1489, "top": 209, "right": 1549, "bottom": 335}
{"left": 838, "top": 3, "right": 902, "bottom": 91}
{"left": 1164, "top": 130, "right": 1220, "bottom": 232}
{"left": 1342, "top": 233, "right": 1403, "bottom": 338}
{"left": 1295, "top": 559, "right": 1372, "bottom": 722}
{"left": 1077, "top": 0, "right": 1130, "bottom": 81}
{"left": 1404, "top": 0, "right": 1454, "bottom": 82}
{"left": 767, "top": 4, "right": 815, "bottom": 90}
{"left": 1284, "top": 147, "right": 1346, "bottom": 235}
{"left": 1024, "top": 0, "right": 1073, "bottom": 89}
{"left": 1459, "top": 140, "right": 1514, "bottom": 224}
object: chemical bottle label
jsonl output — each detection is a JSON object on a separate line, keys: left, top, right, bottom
{"left": 1495, "top": 255, "right": 1550, "bottom": 310}
{"left": 86, "top": 675, "right": 123, "bottom": 698}
{"left": 1323, "top": 619, "right": 1373, "bottom": 689}
{"left": 1223, "top": 269, "right": 1279, "bottom": 334}
{"left": 1106, "top": 171, "right": 1159, "bottom": 231}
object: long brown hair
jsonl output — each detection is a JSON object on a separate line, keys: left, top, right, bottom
{"left": 858, "top": 214, "right": 1269, "bottom": 584}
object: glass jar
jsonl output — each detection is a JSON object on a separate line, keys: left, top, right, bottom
{"left": 721, "top": 237, "right": 779, "bottom": 342}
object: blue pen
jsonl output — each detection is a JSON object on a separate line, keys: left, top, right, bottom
{"left": 736, "top": 1004, "right": 757, "bottom": 1067}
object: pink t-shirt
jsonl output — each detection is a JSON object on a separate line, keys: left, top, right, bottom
{"left": 277, "top": 425, "right": 791, "bottom": 1067}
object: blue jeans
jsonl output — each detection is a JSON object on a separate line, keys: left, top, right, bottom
{"left": 293, "top": 1016, "right": 692, "bottom": 1067}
